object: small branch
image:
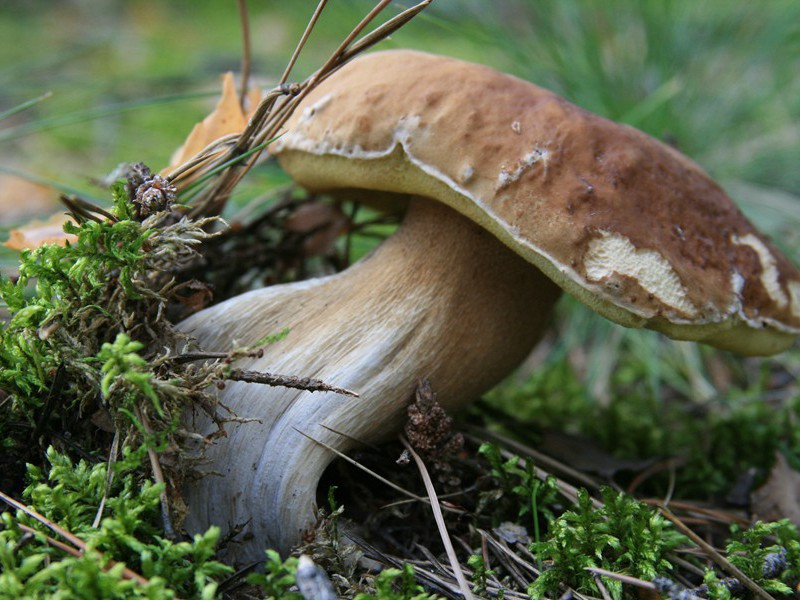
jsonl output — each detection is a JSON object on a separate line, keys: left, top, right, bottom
{"left": 226, "top": 368, "right": 359, "bottom": 398}
{"left": 592, "top": 573, "right": 613, "bottom": 600}
{"left": 60, "top": 194, "right": 118, "bottom": 223}
{"left": 309, "top": 0, "right": 392, "bottom": 87}
{"left": 133, "top": 405, "right": 176, "bottom": 540}
{"left": 294, "top": 427, "right": 463, "bottom": 513}
{"left": 400, "top": 435, "right": 474, "bottom": 600}
{"left": 16, "top": 524, "right": 149, "bottom": 586}
{"left": 342, "top": 0, "right": 433, "bottom": 61}
{"left": 656, "top": 549, "right": 789, "bottom": 600}
{"left": 177, "top": 0, "right": 434, "bottom": 218}
{"left": 169, "top": 351, "right": 250, "bottom": 364}
{"left": 477, "top": 528, "right": 540, "bottom": 579}
{"left": 31, "top": 364, "right": 66, "bottom": 443}
{"left": 658, "top": 506, "right": 777, "bottom": 600}
{"left": 0, "top": 490, "right": 148, "bottom": 586}
{"left": 92, "top": 430, "right": 120, "bottom": 528}
{"left": 237, "top": 0, "right": 252, "bottom": 108}
{"left": 279, "top": 0, "right": 330, "bottom": 85}
{"left": 0, "top": 488, "right": 86, "bottom": 551}
{"left": 464, "top": 427, "right": 600, "bottom": 492}
{"left": 585, "top": 567, "right": 656, "bottom": 591}
{"left": 166, "top": 341, "right": 277, "bottom": 365}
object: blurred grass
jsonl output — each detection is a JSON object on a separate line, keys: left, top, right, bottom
{"left": 1, "top": 0, "right": 799, "bottom": 482}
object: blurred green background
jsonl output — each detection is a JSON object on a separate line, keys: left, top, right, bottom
{"left": 1, "top": 0, "right": 799, "bottom": 490}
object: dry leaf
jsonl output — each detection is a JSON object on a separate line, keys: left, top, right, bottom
{"left": 540, "top": 429, "right": 654, "bottom": 478}
{"left": 165, "top": 73, "right": 262, "bottom": 174}
{"left": 284, "top": 202, "right": 350, "bottom": 257}
{"left": 0, "top": 174, "right": 61, "bottom": 226}
{"left": 3, "top": 212, "right": 77, "bottom": 251}
{"left": 751, "top": 451, "right": 800, "bottom": 527}
{"left": 174, "top": 280, "right": 214, "bottom": 315}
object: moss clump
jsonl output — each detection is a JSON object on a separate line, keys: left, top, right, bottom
{"left": 0, "top": 184, "right": 236, "bottom": 596}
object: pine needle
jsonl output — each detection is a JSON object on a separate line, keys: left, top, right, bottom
{"left": 658, "top": 505, "right": 777, "bottom": 600}
{"left": 400, "top": 435, "right": 475, "bottom": 600}
{"left": 0, "top": 490, "right": 149, "bottom": 586}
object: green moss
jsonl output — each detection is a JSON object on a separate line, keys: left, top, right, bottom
{"left": 0, "top": 187, "right": 233, "bottom": 597}
{"left": 0, "top": 447, "right": 232, "bottom": 598}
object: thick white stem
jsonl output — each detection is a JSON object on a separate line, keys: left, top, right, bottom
{"left": 180, "top": 198, "right": 560, "bottom": 562}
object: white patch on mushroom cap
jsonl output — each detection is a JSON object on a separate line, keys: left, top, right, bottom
{"left": 731, "top": 269, "right": 745, "bottom": 296}
{"left": 584, "top": 231, "right": 698, "bottom": 317}
{"left": 725, "top": 269, "right": 746, "bottom": 315}
{"left": 298, "top": 93, "right": 333, "bottom": 124}
{"left": 732, "top": 233, "right": 788, "bottom": 308}
{"left": 789, "top": 281, "right": 800, "bottom": 318}
{"left": 497, "top": 146, "right": 550, "bottom": 189}
{"left": 393, "top": 115, "right": 422, "bottom": 146}
{"left": 460, "top": 165, "right": 475, "bottom": 184}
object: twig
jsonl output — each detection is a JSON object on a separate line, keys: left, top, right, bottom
{"left": 31, "top": 364, "right": 66, "bottom": 443}
{"left": 16, "top": 524, "right": 149, "bottom": 586}
{"left": 0, "top": 489, "right": 86, "bottom": 550}
{"left": 641, "top": 499, "right": 748, "bottom": 526}
{"left": 400, "top": 435, "right": 474, "bottom": 600}
{"left": 415, "top": 543, "right": 476, "bottom": 599}
{"left": 666, "top": 552, "right": 707, "bottom": 578}
{"left": 341, "top": 0, "right": 433, "bottom": 61}
{"left": 176, "top": 0, "right": 434, "bottom": 218}
{"left": 308, "top": 0, "right": 393, "bottom": 87}
{"left": 480, "top": 440, "right": 601, "bottom": 509}
{"left": 237, "top": 0, "right": 251, "bottom": 108}
{"left": 168, "top": 349, "right": 266, "bottom": 364}
{"left": 585, "top": 567, "right": 656, "bottom": 591}
{"left": 658, "top": 506, "right": 776, "bottom": 600}
{"left": 60, "top": 194, "right": 118, "bottom": 223}
{"left": 592, "top": 573, "right": 613, "bottom": 600}
{"left": 477, "top": 529, "right": 540, "bottom": 578}
{"left": 0, "top": 491, "right": 149, "bottom": 586}
{"left": 279, "top": 0, "right": 330, "bottom": 85}
{"left": 225, "top": 367, "right": 359, "bottom": 397}
{"left": 464, "top": 427, "right": 600, "bottom": 492}
{"left": 319, "top": 423, "right": 382, "bottom": 451}
{"left": 134, "top": 405, "right": 176, "bottom": 539}
{"left": 660, "top": 548, "right": 789, "bottom": 600}
{"left": 92, "top": 429, "right": 120, "bottom": 528}
{"left": 293, "top": 427, "right": 463, "bottom": 513}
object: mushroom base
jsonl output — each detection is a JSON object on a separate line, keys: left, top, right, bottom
{"left": 179, "top": 197, "right": 561, "bottom": 562}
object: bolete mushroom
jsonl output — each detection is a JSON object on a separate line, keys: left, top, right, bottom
{"left": 180, "top": 50, "right": 800, "bottom": 562}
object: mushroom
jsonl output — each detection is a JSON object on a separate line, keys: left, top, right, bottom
{"left": 180, "top": 50, "right": 800, "bottom": 562}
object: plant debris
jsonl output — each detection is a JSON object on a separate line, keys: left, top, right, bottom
{"left": 751, "top": 452, "right": 800, "bottom": 528}
{"left": 3, "top": 211, "right": 76, "bottom": 251}
{"left": 405, "top": 379, "right": 465, "bottom": 486}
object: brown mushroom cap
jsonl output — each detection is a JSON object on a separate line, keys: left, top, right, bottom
{"left": 273, "top": 49, "right": 800, "bottom": 355}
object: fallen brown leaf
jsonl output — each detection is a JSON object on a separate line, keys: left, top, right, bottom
{"left": 165, "top": 72, "right": 261, "bottom": 174}
{"left": 751, "top": 451, "right": 800, "bottom": 527}
{"left": 540, "top": 429, "right": 654, "bottom": 478}
{"left": 0, "top": 174, "right": 61, "bottom": 226}
{"left": 3, "top": 212, "right": 77, "bottom": 251}
{"left": 284, "top": 202, "right": 350, "bottom": 257}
